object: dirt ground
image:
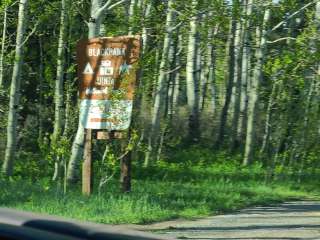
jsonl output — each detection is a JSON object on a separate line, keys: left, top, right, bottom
{"left": 127, "top": 201, "right": 320, "bottom": 240}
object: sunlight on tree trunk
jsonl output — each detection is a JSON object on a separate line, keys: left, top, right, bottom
{"left": 0, "top": 6, "right": 7, "bottom": 88}
{"left": 2, "top": 0, "right": 29, "bottom": 176}
{"left": 243, "top": 4, "right": 271, "bottom": 166}
{"left": 186, "top": 0, "right": 200, "bottom": 142}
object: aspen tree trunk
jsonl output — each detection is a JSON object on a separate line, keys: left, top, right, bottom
{"left": 231, "top": 17, "right": 243, "bottom": 150}
{"left": 63, "top": 79, "right": 72, "bottom": 137}
{"left": 138, "top": 0, "right": 152, "bottom": 118}
{"left": 167, "top": 40, "right": 176, "bottom": 117}
{"left": 151, "top": 41, "right": 162, "bottom": 100}
{"left": 172, "top": 34, "right": 183, "bottom": 115}
{"left": 144, "top": 0, "right": 174, "bottom": 166}
{"left": 2, "top": 0, "right": 28, "bottom": 176}
{"left": 0, "top": 6, "right": 7, "bottom": 88}
{"left": 186, "top": 0, "right": 200, "bottom": 141}
{"left": 260, "top": 80, "right": 278, "bottom": 154}
{"left": 208, "top": 25, "right": 219, "bottom": 116}
{"left": 200, "top": 19, "right": 217, "bottom": 113}
{"left": 52, "top": 0, "right": 67, "bottom": 181}
{"left": 88, "top": 0, "right": 103, "bottom": 38}
{"left": 67, "top": 0, "right": 100, "bottom": 182}
{"left": 141, "top": 1, "right": 151, "bottom": 54}
{"left": 237, "top": 0, "right": 253, "bottom": 146}
{"left": 63, "top": 5, "right": 74, "bottom": 138}
{"left": 68, "top": 0, "right": 127, "bottom": 182}
{"left": 216, "top": 16, "right": 236, "bottom": 146}
{"left": 137, "top": 0, "right": 152, "bottom": 140}
{"left": 229, "top": 0, "right": 240, "bottom": 118}
{"left": 243, "top": 5, "right": 271, "bottom": 166}
{"left": 120, "top": 0, "right": 141, "bottom": 192}
{"left": 38, "top": 37, "right": 44, "bottom": 143}
{"left": 199, "top": 16, "right": 209, "bottom": 112}
{"left": 297, "top": 2, "right": 320, "bottom": 181}
{"left": 316, "top": 2, "right": 320, "bottom": 37}
{"left": 128, "top": 0, "right": 136, "bottom": 35}
{"left": 196, "top": 32, "right": 203, "bottom": 112}
{"left": 297, "top": 79, "right": 316, "bottom": 183}
{"left": 199, "top": 56, "right": 206, "bottom": 112}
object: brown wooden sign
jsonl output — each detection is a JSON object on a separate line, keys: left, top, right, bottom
{"left": 77, "top": 36, "right": 141, "bottom": 130}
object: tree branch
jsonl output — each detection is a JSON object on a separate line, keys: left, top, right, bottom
{"left": 163, "top": 65, "right": 182, "bottom": 74}
{"left": 99, "top": 0, "right": 113, "bottom": 12}
{"left": 94, "top": 0, "right": 128, "bottom": 19}
{"left": 19, "top": 20, "right": 40, "bottom": 47}
{"left": 267, "top": 37, "right": 296, "bottom": 44}
{"left": 270, "top": 0, "right": 319, "bottom": 33}
{"left": 107, "top": 0, "right": 128, "bottom": 10}
{"left": 93, "top": 0, "right": 112, "bottom": 19}
{"left": 168, "top": 21, "right": 183, "bottom": 33}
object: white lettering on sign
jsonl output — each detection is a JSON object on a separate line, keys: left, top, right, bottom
{"left": 83, "top": 63, "right": 94, "bottom": 75}
{"left": 88, "top": 48, "right": 126, "bottom": 57}
{"left": 80, "top": 99, "right": 133, "bottom": 130}
{"left": 96, "top": 77, "right": 115, "bottom": 86}
{"left": 99, "top": 66, "right": 114, "bottom": 76}
{"left": 85, "top": 87, "right": 109, "bottom": 95}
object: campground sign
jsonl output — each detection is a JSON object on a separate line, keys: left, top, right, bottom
{"left": 77, "top": 36, "right": 141, "bottom": 130}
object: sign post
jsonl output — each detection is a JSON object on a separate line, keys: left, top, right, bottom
{"left": 77, "top": 36, "right": 141, "bottom": 195}
{"left": 82, "top": 128, "right": 92, "bottom": 195}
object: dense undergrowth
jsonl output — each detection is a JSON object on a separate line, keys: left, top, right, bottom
{"left": 0, "top": 147, "right": 319, "bottom": 224}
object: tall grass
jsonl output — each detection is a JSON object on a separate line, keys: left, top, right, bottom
{"left": 0, "top": 148, "right": 318, "bottom": 224}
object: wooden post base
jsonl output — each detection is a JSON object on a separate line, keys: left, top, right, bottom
{"left": 82, "top": 129, "right": 92, "bottom": 196}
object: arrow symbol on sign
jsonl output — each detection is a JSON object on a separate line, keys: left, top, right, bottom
{"left": 83, "top": 63, "right": 94, "bottom": 75}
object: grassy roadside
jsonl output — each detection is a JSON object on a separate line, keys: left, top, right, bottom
{"left": 0, "top": 149, "right": 319, "bottom": 224}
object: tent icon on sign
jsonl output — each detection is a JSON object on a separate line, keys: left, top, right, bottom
{"left": 83, "top": 63, "right": 94, "bottom": 75}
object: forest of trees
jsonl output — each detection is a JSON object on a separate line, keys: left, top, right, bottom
{"left": 0, "top": 0, "right": 319, "bottom": 193}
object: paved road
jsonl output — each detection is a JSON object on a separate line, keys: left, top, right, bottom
{"left": 129, "top": 201, "right": 320, "bottom": 240}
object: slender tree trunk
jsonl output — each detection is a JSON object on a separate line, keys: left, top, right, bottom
{"left": 128, "top": 0, "right": 136, "bottom": 35}
{"left": 208, "top": 25, "right": 219, "bottom": 116}
{"left": 260, "top": 78, "right": 278, "bottom": 154}
{"left": 199, "top": 16, "right": 211, "bottom": 112}
{"left": 67, "top": 0, "right": 105, "bottom": 182}
{"left": 136, "top": 0, "right": 153, "bottom": 160}
{"left": 172, "top": 34, "right": 182, "bottom": 116}
{"left": 151, "top": 41, "right": 161, "bottom": 100}
{"left": 0, "top": 6, "right": 7, "bottom": 88}
{"left": 199, "top": 52, "right": 206, "bottom": 112}
{"left": 231, "top": 18, "right": 243, "bottom": 150}
{"left": 63, "top": 79, "right": 72, "bottom": 137}
{"left": 144, "top": 0, "right": 175, "bottom": 166}
{"left": 63, "top": 5, "right": 74, "bottom": 138}
{"left": 52, "top": 0, "right": 67, "bottom": 181}
{"left": 141, "top": 1, "right": 152, "bottom": 54}
{"left": 38, "top": 37, "right": 44, "bottom": 143}
{"left": 237, "top": 0, "right": 253, "bottom": 146}
{"left": 216, "top": 16, "right": 236, "bottom": 147}
{"left": 243, "top": 6, "right": 271, "bottom": 166}
{"left": 167, "top": 40, "right": 176, "bottom": 117}
{"left": 297, "top": 79, "right": 315, "bottom": 183}
{"left": 196, "top": 32, "right": 203, "bottom": 112}
{"left": 296, "top": 3, "right": 320, "bottom": 181}
{"left": 186, "top": 0, "right": 200, "bottom": 142}
{"left": 2, "top": 0, "right": 29, "bottom": 176}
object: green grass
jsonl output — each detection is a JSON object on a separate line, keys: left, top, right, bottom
{"left": 0, "top": 148, "right": 319, "bottom": 224}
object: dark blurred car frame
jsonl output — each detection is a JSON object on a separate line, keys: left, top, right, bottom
{"left": 0, "top": 208, "right": 174, "bottom": 240}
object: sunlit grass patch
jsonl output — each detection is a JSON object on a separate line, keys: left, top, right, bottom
{"left": 0, "top": 148, "right": 318, "bottom": 224}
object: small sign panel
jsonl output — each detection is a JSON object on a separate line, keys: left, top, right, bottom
{"left": 77, "top": 36, "right": 141, "bottom": 130}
